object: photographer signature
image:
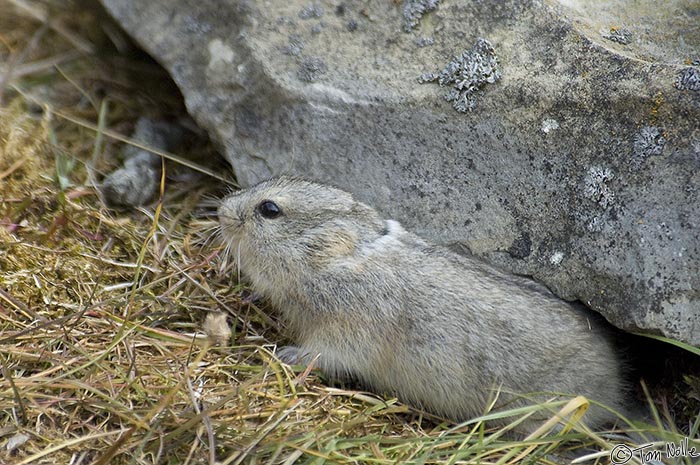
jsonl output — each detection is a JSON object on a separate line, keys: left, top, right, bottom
{"left": 611, "top": 438, "right": 699, "bottom": 464}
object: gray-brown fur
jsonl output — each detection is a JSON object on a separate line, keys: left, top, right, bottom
{"left": 218, "top": 176, "right": 637, "bottom": 430}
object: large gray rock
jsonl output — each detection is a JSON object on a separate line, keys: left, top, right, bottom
{"left": 100, "top": 0, "right": 700, "bottom": 345}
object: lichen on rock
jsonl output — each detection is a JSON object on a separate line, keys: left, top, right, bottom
{"left": 299, "top": 3, "right": 324, "bottom": 19}
{"left": 583, "top": 166, "right": 615, "bottom": 209}
{"left": 297, "top": 56, "right": 327, "bottom": 82}
{"left": 602, "top": 27, "right": 631, "bottom": 45}
{"left": 402, "top": 0, "right": 440, "bottom": 32}
{"left": 632, "top": 126, "right": 665, "bottom": 167}
{"left": 675, "top": 67, "right": 700, "bottom": 91}
{"left": 420, "top": 38, "right": 501, "bottom": 113}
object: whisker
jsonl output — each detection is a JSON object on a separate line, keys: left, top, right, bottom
{"left": 192, "top": 210, "right": 220, "bottom": 219}
{"left": 236, "top": 241, "right": 242, "bottom": 283}
{"left": 217, "top": 235, "right": 240, "bottom": 279}
{"left": 199, "top": 194, "right": 225, "bottom": 208}
{"left": 223, "top": 185, "right": 240, "bottom": 197}
{"left": 199, "top": 224, "right": 223, "bottom": 249}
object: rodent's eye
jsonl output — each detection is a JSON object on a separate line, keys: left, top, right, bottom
{"left": 256, "top": 200, "right": 282, "bottom": 219}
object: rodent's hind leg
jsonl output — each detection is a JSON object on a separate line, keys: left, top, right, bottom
{"left": 276, "top": 345, "right": 355, "bottom": 388}
{"left": 276, "top": 345, "right": 312, "bottom": 366}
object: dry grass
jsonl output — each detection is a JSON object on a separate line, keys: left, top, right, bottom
{"left": 0, "top": 1, "right": 697, "bottom": 464}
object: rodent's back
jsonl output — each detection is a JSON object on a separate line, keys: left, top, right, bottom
{"left": 297, "top": 228, "right": 627, "bottom": 422}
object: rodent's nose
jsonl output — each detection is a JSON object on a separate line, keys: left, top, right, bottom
{"left": 217, "top": 200, "right": 243, "bottom": 229}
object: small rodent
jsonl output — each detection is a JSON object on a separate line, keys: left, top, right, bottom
{"left": 218, "top": 176, "right": 639, "bottom": 431}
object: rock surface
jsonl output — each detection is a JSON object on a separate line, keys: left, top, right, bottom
{"left": 101, "top": 118, "right": 185, "bottom": 207}
{"left": 99, "top": 0, "right": 700, "bottom": 345}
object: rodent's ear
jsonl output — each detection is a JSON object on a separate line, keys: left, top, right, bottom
{"left": 306, "top": 224, "right": 358, "bottom": 265}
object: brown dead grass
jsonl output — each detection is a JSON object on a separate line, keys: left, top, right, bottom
{"left": 0, "top": 2, "right": 696, "bottom": 465}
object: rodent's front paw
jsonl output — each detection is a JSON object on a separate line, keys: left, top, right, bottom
{"left": 276, "top": 345, "right": 309, "bottom": 365}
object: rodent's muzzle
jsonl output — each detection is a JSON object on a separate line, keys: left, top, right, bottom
{"left": 217, "top": 200, "right": 244, "bottom": 233}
